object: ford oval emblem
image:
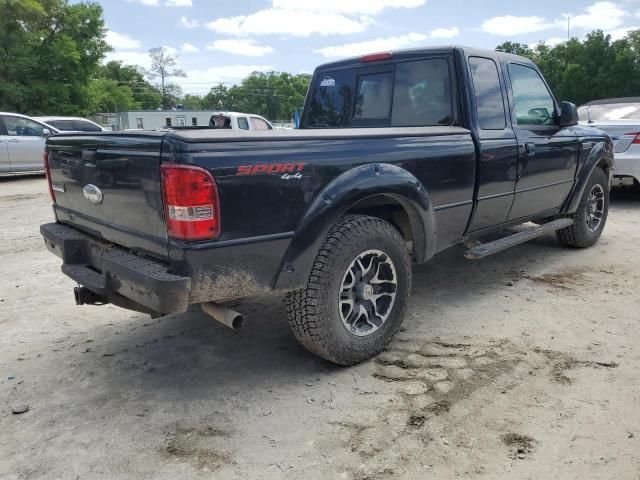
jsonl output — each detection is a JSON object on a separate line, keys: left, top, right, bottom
{"left": 82, "top": 184, "right": 103, "bottom": 204}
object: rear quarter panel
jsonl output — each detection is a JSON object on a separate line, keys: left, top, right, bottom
{"left": 164, "top": 128, "right": 476, "bottom": 293}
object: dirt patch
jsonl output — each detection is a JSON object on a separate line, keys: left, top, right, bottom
{"left": 164, "top": 426, "right": 233, "bottom": 471}
{"left": 500, "top": 433, "right": 536, "bottom": 459}
{"left": 518, "top": 270, "right": 585, "bottom": 290}
{"left": 0, "top": 193, "right": 42, "bottom": 203}
{"left": 534, "top": 348, "right": 619, "bottom": 384}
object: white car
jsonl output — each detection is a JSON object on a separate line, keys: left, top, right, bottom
{"left": 34, "top": 116, "right": 108, "bottom": 133}
{"left": 0, "top": 112, "right": 59, "bottom": 175}
{"left": 578, "top": 98, "right": 640, "bottom": 187}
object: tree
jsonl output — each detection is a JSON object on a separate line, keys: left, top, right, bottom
{"left": 495, "top": 41, "right": 533, "bottom": 57}
{"left": 497, "top": 30, "right": 640, "bottom": 106}
{"left": 0, "top": 0, "right": 110, "bottom": 115}
{"left": 202, "top": 72, "right": 311, "bottom": 120}
{"left": 143, "top": 47, "right": 186, "bottom": 109}
{"left": 182, "top": 94, "right": 204, "bottom": 110}
{"left": 203, "top": 84, "right": 228, "bottom": 110}
{"left": 98, "top": 61, "right": 162, "bottom": 109}
{"left": 86, "top": 78, "right": 137, "bottom": 112}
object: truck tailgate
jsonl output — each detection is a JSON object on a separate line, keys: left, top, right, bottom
{"left": 46, "top": 133, "right": 168, "bottom": 259}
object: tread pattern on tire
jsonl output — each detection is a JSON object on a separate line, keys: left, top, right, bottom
{"left": 557, "top": 167, "right": 609, "bottom": 248}
{"left": 286, "top": 214, "right": 411, "bottom": 365}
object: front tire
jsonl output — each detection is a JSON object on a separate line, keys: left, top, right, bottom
{"left": 286, "top": 215, "right": 411, "bottom": 365}
{"left": 557, "top": 167, "right": 609, "bottom": 248}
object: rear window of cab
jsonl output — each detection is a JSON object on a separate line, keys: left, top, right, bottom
{"left": 306, "top": 57, "right": 454, "bottom": 128}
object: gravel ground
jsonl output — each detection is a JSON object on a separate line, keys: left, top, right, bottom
{"left": 1, "top": 176, "right": 639, "bottom": 480}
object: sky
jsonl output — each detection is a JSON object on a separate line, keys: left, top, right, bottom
{"left": 94, "top": 0, "right": 640, "bottom": 94}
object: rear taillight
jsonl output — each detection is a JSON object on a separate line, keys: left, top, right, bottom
{"left": 625, "top": 132, "right": 640, "bottom": 144}
{"left": 43, "top": 151, "right": 55, "bottom": 203}
{"left": 161, "top": 164, "right": 220, "bottom": 241}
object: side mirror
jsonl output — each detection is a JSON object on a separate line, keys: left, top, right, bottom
{"left": 42, "top": 128, "right": 53, "bottom": 137}
{"left": 558, "top": 101, "right": 578, "bottom": 127}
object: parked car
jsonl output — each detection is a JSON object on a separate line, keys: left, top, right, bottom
{"left": 578, "top": 97, "right": 640, "bottom": 187}
{"left": 35, "top": 116, "right": 108, "bottom": 133}
{"left": 40, "top": 46, "right": 613, "bottom": 365}
{"left": 206, "top": 111, "right": 276, "bottom": 131}
{"left": 0, "top": 112, "right": 59, "bottom": 175}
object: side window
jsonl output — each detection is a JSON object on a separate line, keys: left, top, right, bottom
{"left": 165, "top": 117, "right": 172, "bottom": 127}
{"left": 4, "top": 117, "right": 45, "bottom": 136}
{"left": 192, "top": 117, "right": 198, "bottom": 126}
{"left": 136, "top": 118, "right": 144, "bottom": 129}
{"left": 392, "top": 59, "right": 453, "bottom": 126}
{"left": 354, "top": 72, "right": 393, "bottom": 119}
{"left": 306, "top": 69, "right": 355, "bottom": 127}
{"left": 237, "top": 117, "right": 249, "bottom": 130}
{"left": 73, "top": 120, "right": 102, "bottom": 132}
{"left": 250, "top": 117, "right": 271, "bottom": 130}
{"left": 469, "top": 57, "right": 506, "bottom": 130}
{"left": 509, "top": 64, "right": 556, "bottom": 126}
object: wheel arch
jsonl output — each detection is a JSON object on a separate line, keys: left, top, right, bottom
{"left": 273, "top": 163, "right": 436, "bottom": 291}
{"left": 563, "top": 138, "right": 614, "bottom": 214}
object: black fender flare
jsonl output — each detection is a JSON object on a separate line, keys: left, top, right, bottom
{"left": 563, "top": 138, "right": 614, "bottom": 214}
{"left": 273, "top": 163, "right": 436, "bottom": 291}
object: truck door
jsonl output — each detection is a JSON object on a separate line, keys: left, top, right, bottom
{"left": 505, "top": 62, "right": 579, "bottom": 220}
{"left": 467, "top": 55, "right": 518, "bottom": 231}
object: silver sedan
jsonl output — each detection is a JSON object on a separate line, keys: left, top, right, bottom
{"left": 578, "top": 98, "right": 640, "bottom": 187}
{"left": 0, "top": 112, "right": 59, "bottom": 175}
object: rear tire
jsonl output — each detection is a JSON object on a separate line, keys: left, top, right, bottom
{"left": 286, "top": 215, "right": 411, "bottom": 365}
{"left": 557, "top": 167, "right": 609, "bottom": 248}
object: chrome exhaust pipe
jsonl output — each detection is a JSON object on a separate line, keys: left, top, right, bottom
{"left": 201, "top": 302, "right": 245, "bottom": 330}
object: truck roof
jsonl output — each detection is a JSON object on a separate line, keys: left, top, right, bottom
{"left": 314, "top": 45, "right": 534, "bottom": 71}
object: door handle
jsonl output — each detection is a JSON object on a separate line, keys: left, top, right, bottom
{"left": 7, "top": 138, "right": 19, "bottom": 143}
{"left": 522, "top": 142, "right": 536, "bottom": 156}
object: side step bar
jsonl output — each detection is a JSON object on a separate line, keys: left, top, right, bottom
{"left": 464, "top": 218, "right": 574, "bottom": 260}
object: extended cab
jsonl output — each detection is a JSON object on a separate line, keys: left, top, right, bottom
{"left": 40, "top": 46, "right": 613, "bottom": 364}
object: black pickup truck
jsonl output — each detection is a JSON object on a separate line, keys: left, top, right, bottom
{"left": 40, "top": 46, "right": 613, "bottom": 364}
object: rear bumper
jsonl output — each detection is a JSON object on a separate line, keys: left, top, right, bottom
{"left": 40, "top": 222, "right": 191, "bottom": 314}
{"left": 614, "top": 148, "right": 640, "bottom": 181}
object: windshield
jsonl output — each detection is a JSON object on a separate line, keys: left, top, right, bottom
{"left": 578, "top": 103, "right": 640, "bottom": 122}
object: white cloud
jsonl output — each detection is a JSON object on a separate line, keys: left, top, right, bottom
{"left": 482, "top": 15, "right": 558, "bottom": 36}
{"left": 207, "top": 39, "right": 274, "bottom": 56}
{"left": 105, "top": 30, "right": 142, "bottom": 50}
{"left": 429, "top": 27, "right": 459, "bottom": 39}
{"left": 179, "top": 16, "right": 198, "bottom": 28}
{"left": 207, "top": 9, "right": 370, "bottom": 36}
{"left": 544, "top": 37, "right": 566, "bottom": 47}
{"left": 529, "top": 37, "right": 566, "bottom": 50}
{"left": 105, "top": 51, "right": 152, "bottom": 69}
{"left": 161, "top": 45, "right": 179, "bottom": 57}
{"left": 272, "top": 0, "right": 425, "bottom": 15}
{"left": 482, "top": 2, "right": 629, "bottom": 37}
{"left": 608, "top": 25, "right": 640, "bottom": 40}
{"left": 181, "top": 42, "right": 199, "bottom": 53}
{"left": 315, "top": 33, "right": 427, "bottom": 58}
{"left": 314, "top": 27, "right": 459, "bottom": 58}
{"left": 570, "top": 2, "right": 625, "bottom": 30}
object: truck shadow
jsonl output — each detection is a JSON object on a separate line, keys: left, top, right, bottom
{"left": 610, "top": 186, "right": 640, "bottom": 208}
{"left": 77, "top": 228, "right": 588, "bottom": 397}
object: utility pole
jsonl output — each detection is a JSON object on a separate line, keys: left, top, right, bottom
{"left": 567, "top": 16, "right": 570, "bottom": 41}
